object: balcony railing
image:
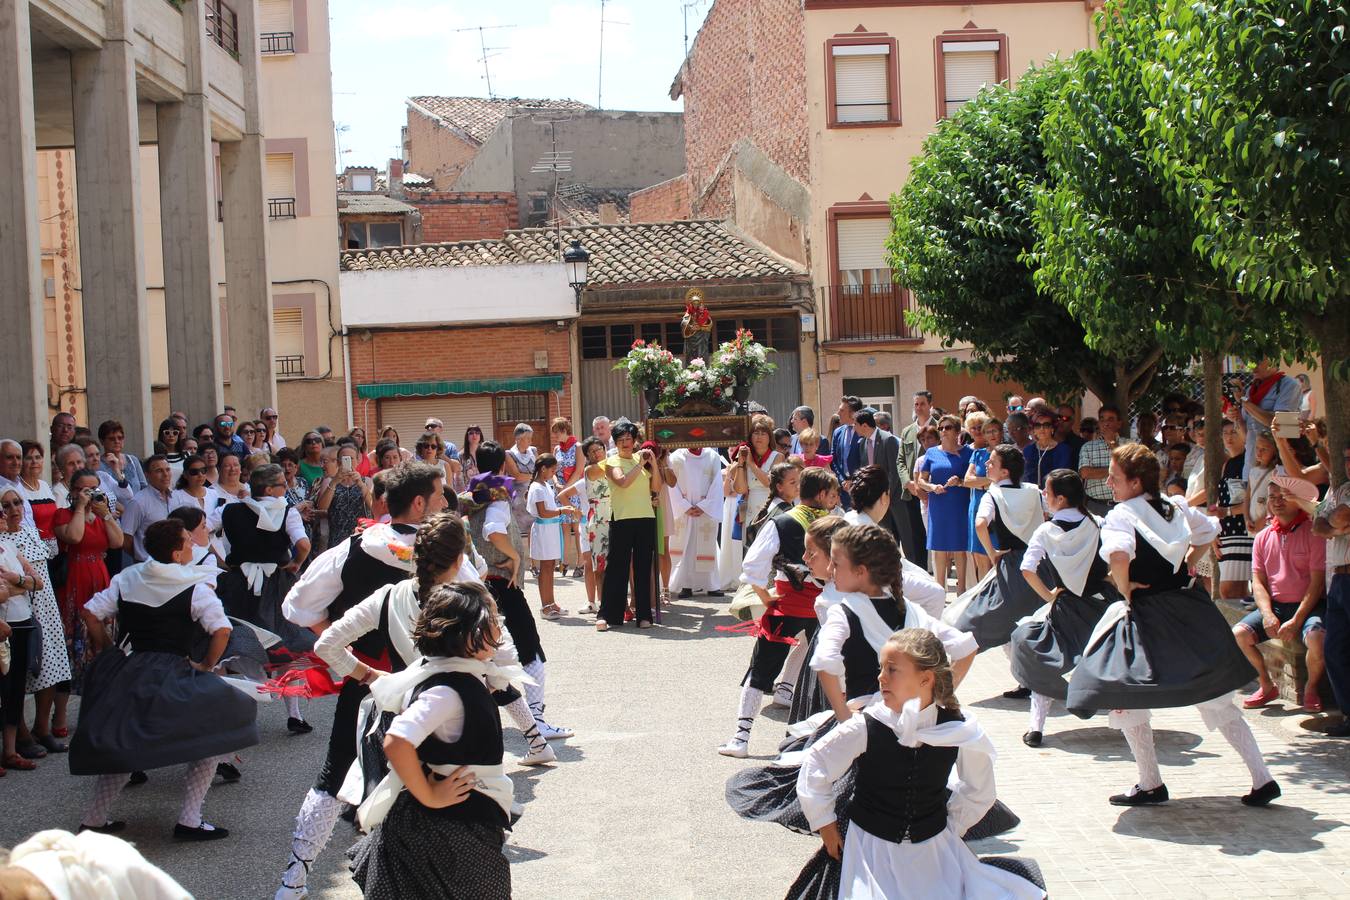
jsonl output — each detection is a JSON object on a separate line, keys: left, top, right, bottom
{"left": 268, "top": 197, "right": 297, "bottom": 220}
{"left": 820, "top": 282, "right": 922, "bottom": 344}
{"left": 206, "top": 0, "right": 239, "bottom": 56}
{"left": 260, "top": 31, "right": 295, "bottom": 54}
{"left": 275, "top": 355, "right": 305, "bottom": 378}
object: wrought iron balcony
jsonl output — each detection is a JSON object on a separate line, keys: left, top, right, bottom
{"left": 275, "top": 355, "right": 305, "bottom": 378}
{"left": 260, "top": 32, "right": 295, "bottom": 54}
{"left": 819, "top": 282, "right": 922, "bottom": 344}
{"left": 268, "top": 197, "right": 297, "bottom": 220}
{"left": 205, "top": 1, "right": 239, "bottom": 56}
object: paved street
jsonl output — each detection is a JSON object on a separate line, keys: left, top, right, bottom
{"left": 3, "top": 575, "right": 1349, "bottom": 898}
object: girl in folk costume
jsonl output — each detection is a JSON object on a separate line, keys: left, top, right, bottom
{"left": 793, "top": 629, "right": 1046, "bottom": 900}
{"left": 460, "top": 442, "right": 573, "bottom": 741}
{"left": 718, "top": 468, "right": 840, "bottom": 757}
{"left": 745, "top": 462, "right": 799, "bottom": 549}
{"left": 946, "top": 444, "right": 1047, "bottom": 700}
{"left": 558, "top": 438, "right": 607, "bottom": 615}
{"left": 275, "top": 462, "right": 447, "bottom": 900}
{"left": 1008, "top": 469, "right": 1119, "bottom": 747}
{"left": 717, "top": 415, "right": 782, "bottom": 591}
{"left": 667, "top": 445, "right": 727, "bottom": 598}
{"left": 784, "top": 515, "right": 850, "bottom": 725}
{"left": 349, "top": 584, "right": 518, "bottom": 900}
{"left": 1067, "top": 444, "right": 1280, "bottom": 807}
{"left": 70, "top": 519, "right": 260, "bottom": 840}
{"left": 527, "top": 454, "right": 575, "bottom": 621}
{"left": 842, "top": 465, "right": 947, "bottom": 618}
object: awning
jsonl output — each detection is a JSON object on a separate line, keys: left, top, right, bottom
{"left": 356, "top": 375, "right": 564, "bottom": 400}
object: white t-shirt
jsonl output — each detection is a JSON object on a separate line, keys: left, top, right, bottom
{"left": 527, "top": 481, "right": 559, "bottom": 519}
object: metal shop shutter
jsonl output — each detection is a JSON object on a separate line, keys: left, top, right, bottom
{"left": 376, "top": 396, "right": 495, "bottom": 450}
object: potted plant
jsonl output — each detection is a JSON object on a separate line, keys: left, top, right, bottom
{"left": 615, "top": 339, "right": 681, "bottom": 417}
{"left": 712, "top": 328, "right": 776, "bottom": 411}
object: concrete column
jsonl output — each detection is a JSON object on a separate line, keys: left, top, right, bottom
{"left": 71, "top": 0, "right": 152, "bottom": 454}
{"left": 220, "top": 0, "right": 276, "bottom": 414}
{"left": 159, "top": 0, "right": 224, "bottom": 423}
{"left": 0, "top": 3, "right": 49, "bottom": 441}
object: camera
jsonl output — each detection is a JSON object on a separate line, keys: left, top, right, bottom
{"left": 87, "top": 489, "right": 107, "bottom": 505}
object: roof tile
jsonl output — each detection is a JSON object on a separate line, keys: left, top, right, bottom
{"left": 407, "top": 96, "right": 592, "bottom": 144}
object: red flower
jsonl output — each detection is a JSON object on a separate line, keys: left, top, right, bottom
{"left": 677, "top": 385, "right": 687, "bottom": 395}
{"left": 714, "top": 388, "right": 721, "bottom": 397}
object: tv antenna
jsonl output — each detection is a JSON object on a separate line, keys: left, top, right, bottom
{"left": 452, "top": 24, "right": 515, "bottom": 98}
{"left": 682, "top": 1, "right": 708, "bottom": 58}
{"left": 596, "top": 0, "right": 629, "bottom": 110}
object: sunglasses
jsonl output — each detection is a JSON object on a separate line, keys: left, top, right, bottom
{"left": 217, "top": 420, "right": 234, "bottom": 427}
{"left": 303, "top": 438, "right": 322, "bottom": 444}
{"left": 240, "top": 428, "right": 256, "bottom": 435}
{"left": 1033, "top": 422, "right": 1055, "bottom": 429}
{"left": 187, "top": 468, "right": 206, "bottom": 476}
{"left": 939, "top": 424, "right": 958, "bottom": 432}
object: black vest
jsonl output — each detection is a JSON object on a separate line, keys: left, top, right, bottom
{"left": 848, "top": 707, "right": 964, "bottom": 844}
{"left": 329, "top": 529, "right": 416, "bottom": 659}
{"left": 991, "top": 493, "right": 1029, "bottom": 551}
{"left": 118, "top": 587, "right": 198, "bottom": 655}
{"left": 410, "top": 670, "right": 507, "bottom": 828}
{"left": 221, "top": 503, "right": 293, "bottom": 567}
{"left": 1048, "top": 518, "right": 1112, "bottom": 596}
{"left": 1130, "top": 526, "right": 1190, "bottom": 596}
{"left": 841, "top": 599, "right": 907, "bottom": 700}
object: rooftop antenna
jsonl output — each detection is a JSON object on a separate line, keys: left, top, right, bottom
{"left": 452, "top": 24, "right": 515, "bottom": 98}
{"left": 596, "top": 1, "right": 629, "bottom": 110}
{"left": 682, "top": 0, "right": 707, "bottom": 58}
{"left": 530, "top": 119, "right": 574, "bottom": 240}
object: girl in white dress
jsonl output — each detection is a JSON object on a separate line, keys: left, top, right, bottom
{"left": 527, "top": 455, "right": 575, "bottom": 621}
{"left": 796, "top": 628, "right": 1045, "bottom": 900}
{"left": 717, "top": 415, "right": 781, "bottom": 591}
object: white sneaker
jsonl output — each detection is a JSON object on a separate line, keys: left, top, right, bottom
{"left": 537, "top": 721, "right": 575, "bottom": 740}
{"left": 770, "top": 685, "right": 793, "bottom": 708}
{"left": 274, "top": 888, "right": 308, "bottom": 900}
{"left": 521, "top": 744, "right": 557, "bottom": 766}
{"left": 717, "top": 739, "right": 749, "bottom": 758}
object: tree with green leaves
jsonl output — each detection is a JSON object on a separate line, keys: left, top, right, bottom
{"left": 888, "top": 61, "right": 1171, "bottom": 410}
{"left": 1142, "top": 0, "right": 1350, "bottom": 481}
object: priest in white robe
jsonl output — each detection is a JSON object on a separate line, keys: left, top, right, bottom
{"left": 668, "top": 447, "right": 725, "bottom": 596}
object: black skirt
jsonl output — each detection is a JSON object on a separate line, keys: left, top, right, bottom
{"left": 1065, "top": 586, "right": 1255, "bottom": 714}
{"left": 486, "top": 578, "right": 545, "bottom": 666}
{"left": 948, "top": 550, "right": 1047, "bottom": 651}
{"left": 787, "top": 629, "right": 825, "bottom": 725}
{"left": 218, "top": 568, "right": 316, "bottom": 656}
{"left": 193, "top": 618, "right": 270, "bottom": 683}
{"left": 69, "top": 649, "right": 260, "bottom": 775}
{"left": 349, "top": 790, "right": 510, "bottom": 900}
{"left": 1008, "top": 587, "right": 1117, "bottom": 701}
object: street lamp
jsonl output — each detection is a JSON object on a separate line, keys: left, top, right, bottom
{"left": 563, "top": 239, "right": 590, "bottom": 311}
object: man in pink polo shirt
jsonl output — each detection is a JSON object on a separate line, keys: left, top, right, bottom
{"left": 1234, "top": 478, "right": 1328, "bottom": 711}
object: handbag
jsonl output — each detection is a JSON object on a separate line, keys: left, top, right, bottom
{"left": 0, "top": 637, "right": 10, "bottom": 675}
{"left": 25, "top": 617, "right": 43, "bottom": 677}
{"left": 731, "top": 494, "right": 746, "bottom": 542}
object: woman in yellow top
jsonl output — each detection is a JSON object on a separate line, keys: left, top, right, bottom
{"left": 598, "top": 421, "right": 663, "bottom": 631}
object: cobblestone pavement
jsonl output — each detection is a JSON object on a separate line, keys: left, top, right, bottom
{"left": 2, "top": 576, "right": 1348, "bottom": 898}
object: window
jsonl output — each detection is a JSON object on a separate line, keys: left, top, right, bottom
{"left": 835, "top": 216, "right": 892, "bottom": 288}
{"left": 345, "top": 221, "right": 403, "bottom": 250}
{"left": 273, "top": 307, "right": 305, "bottom": 377}
{"left": 581, "top": 325, "right": 608, "bottom": 360}
{"left": 826, "top": 203, "right": 916, "bottom": 342}
{"left": 826, "top": 34, "right": 899, "bottom": 128}
{"left": 265, "top": 153, "right": 296, "bottom": 219}
{"left": 495, "top": 393, "right": 547, "bottom": 423}
{"left": 937, "top": 31, "right": 1008, "bottom": 119}
{"left": 258, "top": 0, "right": 295, "bottom": 53}
{"left": 350, "top": 173, "right": 374, "bottom": 192}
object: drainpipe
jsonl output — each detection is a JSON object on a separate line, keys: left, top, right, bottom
{"left": 342, "top": 328, "right": 354, "bottom": 430}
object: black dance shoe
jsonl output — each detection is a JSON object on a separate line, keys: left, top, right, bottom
{"left": 706, "top": 590, "right": 725, "bottom": 597}
{"left": 174, "top": 822, "right": 230, "bottom": 841}
{"left": 1022, "top": 731, "right": 1043, "bottom": 748}
{"left": 78, "top": 821, "right": 126, "bottom": 835}
{"left": 1109, "top": 784, "right": 1169, "bottom": 806}
{"left": 287, "top": 717, "right": 314, "bottom": 734}
{"left": 1241, "top": 780, "right": 1281, "bottom": 807}
{"left": 678, "top": 588, "right": 693, "bottom": 598}
{"left": 1002, "top": 686, "right": 1032, "bottom": 700}
{"left": 216, "top": 762, "right": 242, "bottom": 783}
{"left": 128, "top": 770, "right": 149, "bottom": 786}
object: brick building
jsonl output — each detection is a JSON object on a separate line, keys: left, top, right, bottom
{"left": 672, "top": 0, "right": 1101, "bottom": 418}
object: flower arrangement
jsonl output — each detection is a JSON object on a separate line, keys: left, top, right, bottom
{"left": 661, "top": 357, "right": 735, "bottom": 410}
{"left": 713, "top": 328, "right": 777, "bottom": 386}
{"left": 614, "top": 339, "right": 681, "bottom": 391}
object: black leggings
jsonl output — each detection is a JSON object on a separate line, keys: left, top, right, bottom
{"left": 601, "top": 517, "right": 656, "bottom": 625}
{"left": 2, "top": 619, "right": 36, "bottom": 727}
{"left": 314, "top": 678, "right": 370, "bottom": 796}
{"left": 742, "top": 615, "right": 817, "bottom": 692}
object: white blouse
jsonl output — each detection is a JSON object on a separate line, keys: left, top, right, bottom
{"left": 812, "top": 598, "right": 977, "bottom": 679}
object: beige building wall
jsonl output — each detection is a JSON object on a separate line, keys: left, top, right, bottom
{"left": 803, "top": 1, "right": 1098, "bottom": 413}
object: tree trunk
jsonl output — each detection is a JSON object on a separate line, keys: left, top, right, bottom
{"left": 1201, "top": 351, "right": 1225, "bottom": 599}
{"left": 1311, "top": 302, "right": 1350, "bottom": 489}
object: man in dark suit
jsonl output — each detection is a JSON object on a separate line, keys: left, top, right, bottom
{"left": 830, "top": 395, "right": 863, "bottom": 508}
{"left": 850, "top": 409, "right": 906, "bottom": 541}
{"left": 895, "top": 390, "right": 934, "bottom": 568}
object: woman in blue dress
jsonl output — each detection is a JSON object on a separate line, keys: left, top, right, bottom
{"left": 916, "top": 414, "right": 973, "bottom": 594}
{"left": 964, "top": 415, "right": 1002, "bottom": 582}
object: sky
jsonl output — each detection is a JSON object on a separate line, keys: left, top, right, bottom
{"left": 328, "top": 0, "right": 713, "bottom": 170}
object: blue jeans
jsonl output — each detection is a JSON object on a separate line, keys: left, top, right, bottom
{"left": 1326, "top": 574, "right": 1350, "bottom": 713}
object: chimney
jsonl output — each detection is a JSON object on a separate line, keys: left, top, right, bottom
{"left": 598, "top": 202, "right": 620, "bottom": 225}
{"left": 388, "top": 158, "right": 404, "bottom": 198}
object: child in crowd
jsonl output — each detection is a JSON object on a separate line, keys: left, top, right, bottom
{"left": 527, "top": 454, "right": 575, "bottom": 621}
{"left": 795, "top": 428, "right": 833, "bottom": 472}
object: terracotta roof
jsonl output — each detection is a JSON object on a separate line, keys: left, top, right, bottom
{"left": 340, "top": 220, "right": 803, "bottom": 285}
{"left": 407, "top": 96, "right": 592, "bottom": 144}
{"left": 337, "top": 193, "right": 418, "bottom": 215}
{"left": 554, "top": 185, "right": 631, "bottom": 225}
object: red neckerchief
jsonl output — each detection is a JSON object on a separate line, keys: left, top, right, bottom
{"left": 1270, "top": 510, "right": 1309, "bottom": 535}
{"left": 1248, "top": 371, "right": 1285, "bottom": 406}
{"left": 558, "top": 435, "right": 577, "bottom": 454}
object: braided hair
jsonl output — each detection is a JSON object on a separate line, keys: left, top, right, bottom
{"left": 414, "top": 511, "right": 469, "bottom": 608}
{"left": 831, "top": 523, "right": 904, "bottom": 608}
{"left": 886, "top": 628, "right": 960, "bottom": 712}
{"left": 748, "top": 462, "right": 799, "bottom": 545}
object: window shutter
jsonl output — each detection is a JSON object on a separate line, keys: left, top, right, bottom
{"left": 833, "top": 51, "right": 889, "bottom": 123}
{"left": 258, "top": 0, "right": 294, "bottom": 34}
{"left": 273, "top": 307, "right": 305, "bottom": 368}
{"left": 265, "top": 154, "right": 295, "bottom": 199}
{"left": 376, "top": 397, "right": 496, "bottom": 452}
{"left": 836, "top": 217, "right": 892, "bottom": 271}
{"left": 942, "top": 43, "right": 999, "bottom": 115}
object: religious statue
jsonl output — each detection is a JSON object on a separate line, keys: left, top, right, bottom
{"left": 680, "top": 288, "right": 713, "bottom": 363}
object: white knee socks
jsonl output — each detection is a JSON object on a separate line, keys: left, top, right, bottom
{"left": 82, "top": 773, "right": 132, "bottom": 828}
{"left": 284, "top": 694, "right": 303, "bottom": 720}
{"left": 776, "top": 639, "right": 809, "bottom": 700}
{"left": 1219, "top": 720, "right": 1273, "bottom": 789}
{"left": 1029, "top": 692, "right": 1052, "bottom": 733}
{"left": 523, "top": 659, "right": 547, "bottom": 722}
{"left": 1121, "top": 723, "right": 1164, "bottom": 791}
{"left": 504, "top": 695, "right": 548, "bottom": 755}
{"left": 730, "top": 686, "right": 762, "bottom": 744}
{"left": 178, "top": 755, "right": 223, "bottom": 828}
{"left": 281, "top": 789, "right": 344, "bottom": 892}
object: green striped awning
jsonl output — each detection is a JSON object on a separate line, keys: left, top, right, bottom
{"left": 355, "top": 375, "right": 564, "bottom": 400}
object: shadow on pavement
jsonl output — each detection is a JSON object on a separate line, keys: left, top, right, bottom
{"left": 1040, "top": 727, "right": 1215, "bottom": 768}
{"left": 1113, "top": 796, "right": 1345, "bottom": 855}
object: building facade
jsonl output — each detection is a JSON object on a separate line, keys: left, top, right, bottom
{"left": 673, "top": 0, "right": 1101, "bottom": 417}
